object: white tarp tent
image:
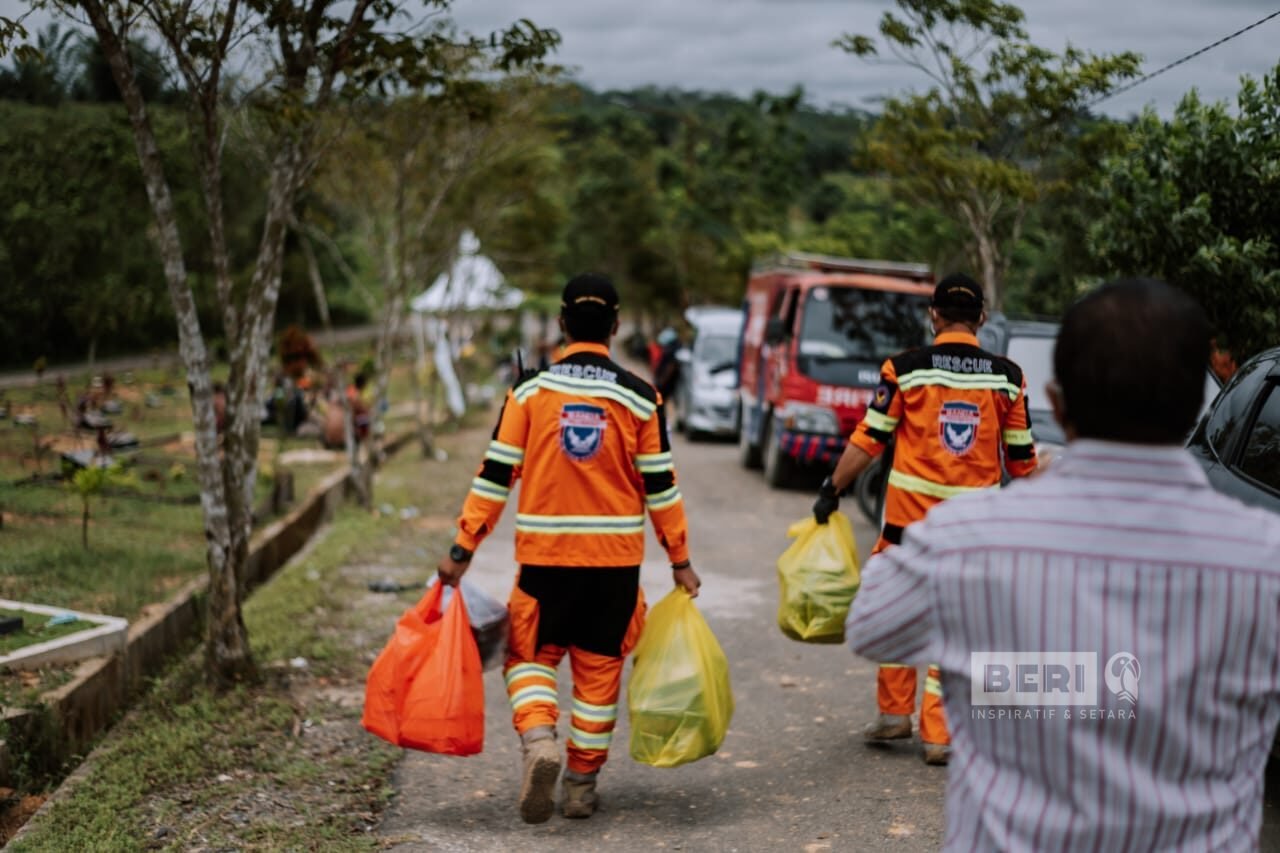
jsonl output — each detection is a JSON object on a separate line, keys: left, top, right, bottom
{"left": 410, "top": 230, "right": 523, "bottom": 315}
{"left": 410, "top": 231, "right": 522, "bottom": 417}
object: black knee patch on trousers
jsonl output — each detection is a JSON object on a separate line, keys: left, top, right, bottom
{"left": 518, "top": 565, "right": 640, "bottom": 658}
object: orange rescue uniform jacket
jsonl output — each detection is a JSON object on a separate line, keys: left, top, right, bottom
{"left": 849, "top": 331, "right": 1038, "bottom": 545}
{"left": 455, "top": 342, "right": 689, "bottom": 567}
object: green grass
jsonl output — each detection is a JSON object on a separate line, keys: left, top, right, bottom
{"left": 5, "top": 427, "right": 491, "bottom": 851}
{"left": 0, "top": 609, "right": 86, "bottom": 656}
{"left": 0, "top": 483, "right": 206, "bottom": 618}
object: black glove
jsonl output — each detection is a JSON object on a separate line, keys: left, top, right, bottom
{"left": 813, "top": 476, "right": 840, "bottom": 525}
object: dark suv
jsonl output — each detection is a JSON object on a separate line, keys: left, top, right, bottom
{"left": 1187, "top": 347, "right": 1280, "bottom": 514}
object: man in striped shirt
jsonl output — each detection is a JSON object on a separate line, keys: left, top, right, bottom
{"left": 846, "top": 278, "right": 1280, "bottom": 850}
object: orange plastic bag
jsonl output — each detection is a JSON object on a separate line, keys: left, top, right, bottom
{"left": 362, "top": 581, "right": 485, "bottom": 755}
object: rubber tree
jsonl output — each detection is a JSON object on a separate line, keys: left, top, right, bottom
{"left": 836, "top": 0, "right": 1140, "bottom": 308}
{"left": 37, "top": 0, "right": 557, "bottom": 687}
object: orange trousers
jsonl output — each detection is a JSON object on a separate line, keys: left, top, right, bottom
{"left": 503, "top": 571, "right": 645, "bottom": 775}
{"left": 504, "top": 646, "right": 626, "bottom": 774}
{"left": 872, "top": 534, "right": 949, "bottom": 746}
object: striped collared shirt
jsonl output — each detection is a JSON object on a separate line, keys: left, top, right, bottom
{"left": 847, "top": 439, "right": 1280, "bottom": 852}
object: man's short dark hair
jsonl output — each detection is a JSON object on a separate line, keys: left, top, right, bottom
{"left": 1054, "top": 278, "right": 1210, "bottom": 445}
{"left": 560, "top": 273, "right": 619, "bottom": 343}
{"left": 932, "top": 272, "right": 984, "bottom": 325}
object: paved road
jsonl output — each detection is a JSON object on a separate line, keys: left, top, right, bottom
{"left": 376, "top": 424, "right": 1280, "bottom": 851}
{"left": 378, "top": 430, "right": 948, "bottom": 851}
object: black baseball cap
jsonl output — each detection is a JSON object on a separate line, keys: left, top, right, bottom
{"left": 932, "top": 273, "right": 984, "bottom": 313}
{"left": 561, "top": 273, "right": 620, "bottom": 317}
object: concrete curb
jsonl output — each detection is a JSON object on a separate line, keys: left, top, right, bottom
{"left": 0, "top": 430, "right": 418, "bottom": 789}
{"left": 0, "top": 602, "right": 128, "bottom": 673}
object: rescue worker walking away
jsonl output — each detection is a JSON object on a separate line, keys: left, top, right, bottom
{"left": 811, "top": 273, "right": 1038, "bottom": 765}
{"left": 437, "top": 273, "right": 701, "bottom": 824}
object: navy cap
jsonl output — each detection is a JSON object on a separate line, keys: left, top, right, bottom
{"left": 932, "top": 273, "right": 984, "bottom": 312}
{"left": 561, "top": 273, "right": 620, "bottom": 316}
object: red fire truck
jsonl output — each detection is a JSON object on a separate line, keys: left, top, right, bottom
{"left": 737, "top": 252, "right": 935, "bottom": 487}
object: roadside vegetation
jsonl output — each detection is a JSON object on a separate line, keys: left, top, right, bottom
{"left": 8, "top": 421, "right": 489, "bottom": 851}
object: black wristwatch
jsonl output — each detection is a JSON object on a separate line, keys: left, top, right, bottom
{"left": 671, "top": 559, "right": 691, "bottom": 570}
{"left": 449, "top": 543, "right": 473, "bottom": 563}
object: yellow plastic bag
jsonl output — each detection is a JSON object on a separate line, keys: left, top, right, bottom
{"left": 628, "top": 588, "right": 734, "bottom": 768}
{"left": 776, "top": 512, "right": 860, "bottom": 644}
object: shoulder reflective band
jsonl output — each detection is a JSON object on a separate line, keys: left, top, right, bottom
{"left": 513, "top": 376, "right": 542, "bottom": 403}
{"left": 485, "top": 440, "right": 525, "bottom": 465}
{"left": 536, "top": 373, "right": 656, "bottom": 420}
{"left": 515, "top": 514, "right": 646, "bottom": 535}
{"left": 897, "top": 369, "right": 1021, "bottom": 400}
{"left": 862, "top": 409, "right": 899, "bottom": 433}
{"left": 1002, "top": 428, "right": 1034, "bottom": 446}
{"left": 887, "top": 469, "right": 991, "bottom": 500}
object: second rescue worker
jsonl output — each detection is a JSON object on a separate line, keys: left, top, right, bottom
{"left": 436, "top": 273, "right": 701, "bottom": 824}
{"left": 812, "top": 272, "right": 1038, "bottom": 765}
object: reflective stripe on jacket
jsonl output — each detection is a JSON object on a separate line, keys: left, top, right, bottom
{"left": 455, "top": 342, "right": 690, "bottom": 567}
{"left": 849, "top": 330, "right": 1038, "bottom": 530}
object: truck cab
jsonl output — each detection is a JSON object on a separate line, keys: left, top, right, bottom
{"left": 737, "top": 252, "right": 934, "bottom": 487}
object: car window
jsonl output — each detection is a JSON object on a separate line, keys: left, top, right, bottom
{"left": 1206, "top": 357, "right": 1270, "bottom": 459}
{"left": 1238, "top": 384, "right": 1280, "bottom": 493}
{"left": 1005, "top": 335, "right": 1056, "bottom": 414}
{"left": 694, "top": 334, "right": 738, "bottom": 367}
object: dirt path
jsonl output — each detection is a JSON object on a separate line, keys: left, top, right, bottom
{"left": 375, "top": 424, "right": 949, "bottom": 852}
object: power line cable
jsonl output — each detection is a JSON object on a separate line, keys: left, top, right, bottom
{"left": 1087, "top": 8, "right": 1280, "bottom": 109}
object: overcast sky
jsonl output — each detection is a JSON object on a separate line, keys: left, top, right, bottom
{"left": 447, "top": 0, "right": 1280, "bottom": 117}
{"left": 5, "top": 0, "right": 1279, "bottom": 116}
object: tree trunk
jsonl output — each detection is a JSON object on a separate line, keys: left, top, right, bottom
{"left": 80, "top": 0, "right": 253, "bottom": 688}
{"left": 299, "top": 228, "right": 334, "bottom": 347}
{"left": 222, "top": 141, "right": 307, "bottom": 606}
{"left": 407, "top": 340, "right": 433, "bottom": 458}
{"left": 973, "top": 229, "right": 1001, "bottom": 312}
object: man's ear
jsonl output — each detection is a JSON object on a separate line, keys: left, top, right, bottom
{"left": 558, "top": 315, "right": 566, "bottom": 337}
{"left": 1047, "top": 380, "right": 1072, "bottom": 438}
{"left": 928, "top": 307, "right": 941, "bottom": 330}
{"left": 611, "top": 316, "right": 620, "bottom": 338}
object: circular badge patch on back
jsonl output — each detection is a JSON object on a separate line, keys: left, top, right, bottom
{"left": 938, "top": 401, "right": 980, "bottom": 455}
{"left": 560, "top": 403, "right": 608, "bottom": 461}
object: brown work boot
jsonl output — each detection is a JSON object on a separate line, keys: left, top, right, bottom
{"left": 519, "top": 731, "right": 562, "bottom": 824}
{"left": 922, "top": 743, "right": 951, "bottom": 766}
{"left": 863, "top": 713, "right": 913, "bottom": 741}
{"left": 560, "top": 770, "right": 599, "bottom": 819}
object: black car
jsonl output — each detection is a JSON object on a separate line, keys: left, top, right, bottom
{"left": 1187, "top": 347, "right": 1280, "bottom": 514}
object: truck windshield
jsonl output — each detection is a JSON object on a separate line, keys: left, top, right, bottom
{"left": 796, "top": 287, "right": 929, "bottom": 381}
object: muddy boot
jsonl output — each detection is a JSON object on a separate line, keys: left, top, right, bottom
{"left": 519, "top": 727, "right": 561, "bottom": 824}
{"left": 862, "top": 713, "right": 913, "bottom": 742}
{"left": 561, "top": 769, "right": 599, "bottom": 819}
{"left": 922, "top": 743, "right": 951, "bottom": 766}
